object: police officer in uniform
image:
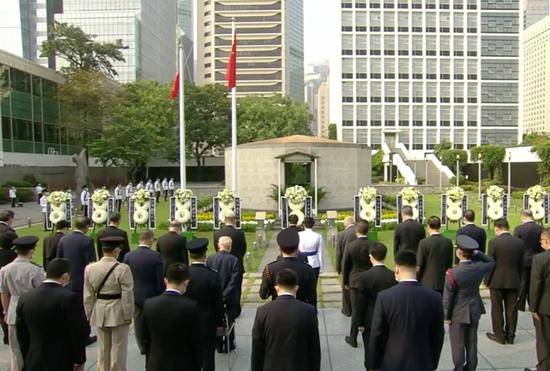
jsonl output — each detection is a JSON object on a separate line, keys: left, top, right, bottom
{"left": 0, "top": 210, "right": 17, "bottom": 344}
{"left": 443, "top": 235, "right": 495, "bottom": 371}
{"left": 259, "top": 228, "right": 316, "bottom": 306}
{"left": 0, "top": 236, "right": 45, "bottom": 371}
{"left": 185, "top": 238, "right": 224, "bottom": 371}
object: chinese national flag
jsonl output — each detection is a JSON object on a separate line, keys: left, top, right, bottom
{"left": 226, "top": 33, "right": 237, "bottom": 90}
{"left": 169, "top": 72, "right": 179, "bottom": 99}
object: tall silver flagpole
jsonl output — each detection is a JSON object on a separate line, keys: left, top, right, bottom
{"left": 178, "top": 38, "right": 186, "bottom": 189}
{"left": 231, "top": 20, "right": 238, "bottom": 193}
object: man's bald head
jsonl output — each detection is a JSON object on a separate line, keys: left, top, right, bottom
{"left": 218, "top": 236, "right": 232, "bottom": 252}
{"left": 343, "top": 216, "right": 355, "bottom": 228}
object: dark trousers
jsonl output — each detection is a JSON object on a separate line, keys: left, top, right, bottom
{"left": 155, "top": 192, "right": 160, "bottom": 203}
{"left": 535, "top": 314, "right": 550, "bottom": 371}
{"left": 312, "top": 267, "right": 320, "bottom": 308}
{"left": 490, "top": 288, "right": 519, "bottom": 341}
{"left": 362, "top": 329, "right": 370, "bottom": 369}
{"left": 0, "top": 300, "right": 8, "bottom": 344}
{"left": 349, "top": 288, "right": 360, "bottom": 341}
{"left": 202, "top": 333, "right": 216, "bottom": 371}
{"left": 10, "top": 198, "right": 15, "bottom": 207}
{"left": 342, "top": 287, "right": 352, "bottom": 317}
{"left": 163, "top": 190, "right": 168, "bottom": 201}
{"left": 82, "top": 205, "right": 88, "bottom": 217}
{"left": 115, "top": 199, "right": 122, "bottom": 213}
{"left": 449, "top": 319, "right": 479, "bottom": 371}
{"left": 134, "top": 304, "right": 145, "bottom": 354}
{"left": 518, "top": 266, "right": 532, "bottom": 311}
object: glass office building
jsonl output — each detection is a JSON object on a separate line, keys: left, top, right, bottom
{"left": 0, "top": 50, "right": 79, "bottom": 159}
{"left": 339, "top": 0, "right": 520, "bottom": 150}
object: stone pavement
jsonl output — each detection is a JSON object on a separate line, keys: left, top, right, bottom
{"left": 0, "top": 303, "right": 538, "bottom": 371}
{"left": 1, "top": 201, "right": 45, "bottom": 228}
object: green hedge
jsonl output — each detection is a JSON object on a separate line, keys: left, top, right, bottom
{"left": 0, "top": 188, "right": 35, "bottom": 203}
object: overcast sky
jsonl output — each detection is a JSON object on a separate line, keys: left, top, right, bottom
{"left": 303, "top": 0, "right": 339, "bottom": 67}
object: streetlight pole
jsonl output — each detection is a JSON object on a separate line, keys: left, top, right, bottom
{"left": 477, "top": 153, "right": 482, "bottom": 200}
{"left": 507, "top": 152, "right": 512, "bottom": 206}
{"left": 456, "top": 154, "right": 460, "bottom": 187}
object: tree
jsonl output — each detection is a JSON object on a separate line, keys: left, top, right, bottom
{"left": 88, "top": 81, "right": 177, "bottom": 180}
{"left": 531, "top": 136, "right": 550, "bottom": 185}
{"left": 328, "top": 123, "right": 337, "bottom": 140}
{"left": 41, "top": 22, "right": 127, "bottom": 78}
{"left": 471, "top": 145, "right": 506, "bottom": 182}
{"left": 236, "top": 95, "right": 311, "bottom": 144}
{"left": 372, "top": 150, "right": 384, "bottom": 177}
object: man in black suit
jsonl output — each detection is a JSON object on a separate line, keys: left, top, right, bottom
{"left": 486, "top": 218, "right": 525, "bottom": 345}
{"left": 16, "top": 258, "right": 87, "bottom": 371}
{"left": 252, "top": 268, "right": 320, "bottom": 371}
{"left": 123, "top": 230, "right": 164, "bottom": 354}
{"left": 286, "top": 214, "right": 303, "bottom": 232}
{"left": 260, "top": 228, "right": 316, "bottom": 306}
{"left": 393, "top": 205, "right": 426, "bottom": 255}
{"left": 156, "top": 221, "right": 188, "bottom": 272}
{"left": 43, "top": 220, "right": 69, "bottom": 270}
{"left": 95, "top": 213, "right": 130, "bottom": 262}
{"left": 528, "top": 228, "right": 550, "bottom": 371}
{"left": 214, "top": 211, "right": 246, "bottom": 316}
{"left": 185, "top": 238, "right": 224, "bottom": 371}
{"left": 457, "top": 209, "right": 487, "bottom": 253}
{"left": 369, "top": 250, "right": 444, "bottom": 371}
{"left": 514, "top": 210, "right": 544, "bottom": 311}
{"left": 336, "top": 216, "right": 356, "bottom": 317}
{"left": 0, "top": 210, "right": 17, "bottom": 344}
{"left": 417, "top": 216, "right": 453, "bottom": 295}
{"left": 207, "top": 236, "right": 241, "bottom": 353}
{"left": 356, "top": 243, "right": 397, "bottom": 369}
{"left": 57, "top": 216, "right": 97, "bottom": 345}
{"left": 342, "top": 219, "right": 375, "bottom": 347}
{"left": 141, "top": 263, "right": 202, "bottom": 371}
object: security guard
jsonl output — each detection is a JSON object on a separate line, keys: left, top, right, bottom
{"left": 185, "top": 238, "right": 224, "bottom": 371}
{"left": 0, "top": 236, "right": 45, "bottom": 371}
{"left": 83, "top": 236, "right": 134, "bottom": 371}
{"left": 443, "top": 235, "right": 495, "bottom": 371}
{"left": 260, "top": 228, "right": 316, "bottom": 306}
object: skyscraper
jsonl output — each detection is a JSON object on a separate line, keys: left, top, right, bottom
{"left": 0, "top": 0, "right": 62, "bottom": 69}
{"left": 177, "top": 0, "right": 194, "bottom": 81}
{"left": 339, "top": 0, "right": 520, "bottom": 151}
{"left": 524, "top": 0, "right": 550, "bottom": 29}
{"left": 196, "top": 0, "right": 305, "bottom": 101}
{"left": 55, "top": 0, "right": 177, "bottom": 83}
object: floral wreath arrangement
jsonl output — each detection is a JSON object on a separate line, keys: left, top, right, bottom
{"left": 285, "top": 185, "right": 309, "bottom": 225}
{"left": 47, "top": 191, "right": 69, "bottom": 225}
{"left": 91, "top": 189, "right": 110, "bottom": 225}
{"left": 359, "top": 187, "right": 377, "bottom": 222}
{"left": 486, "top": 185, "right": 505, "bottom": 221}
{"left": 526, "top": 185, "right": 547, "bottom": 221}
{"left": 174, "top": 188, "right": 194, "bottom": 224}
{"left": 132, "top": 189, "right": 151, "bottom": 226}
{"left": 445, "top": 186, "right": 465, "bottom": 222}
{"left": 217, "top": 189, "right": 236, "bottom": 222}
{"left": 399, "top": 187, "right": 421, "bottom": 220}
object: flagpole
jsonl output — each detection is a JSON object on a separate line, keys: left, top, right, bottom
{"left": 178, "top": 37, "right": 186, "bottom": 189}
{"left": 231, "top": 20, "right": 237, "bottom": 194}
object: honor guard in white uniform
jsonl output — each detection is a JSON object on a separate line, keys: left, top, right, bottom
{"left": 114, "top": 185, "right": 123, "bottom": 213}
{"left": 80, "top": 186, "right": 91, "bottom": 217}
{"left": 153, "top": 179, "right": 161, "bottom": 203}
{"left": 168, "top": 178, "right": 175, "bottom": 197}
{"left": 161, "top": 178, "right": 169, "bottom": 201}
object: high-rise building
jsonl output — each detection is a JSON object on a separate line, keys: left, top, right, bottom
{"left": 196, "top": 0, "right": 305, "bottom": 101}
{"left": 525, "top": 0, "right": 550, "bottom": 29}
{"left": 339, "top": 0, "right": 520, "bottom": 151}
{"left": 177, "top": 0, "right": 194, "bottom": 81}
{"left": 523, "top": 15, "right": 550, "bottom": 134}
{"left": 55, "top": 0, "right": 177, "bottom": 83}
{"left": 305, "top": 63, "right": 330, "bottom": 136}
{"left": 317, "top": 80, "right": 330, "bottom": 137}
{"left": 0, "top": 0, "right": 63, "bottom": 69}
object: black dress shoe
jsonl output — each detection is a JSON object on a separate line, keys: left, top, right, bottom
{"left": 345, "top": 336, "right": 358, "bottom": 348}
{"left": 506, "top": 335, "right": 515, "bottom": 345}
{"left": 86, "top": 335, "right": 97, "bottom": 346}
{"left": 486, "top": 332, "right": 506, "bottom": 344}
{"left": 3, "top": 337, "right": 8, "bottom": 345}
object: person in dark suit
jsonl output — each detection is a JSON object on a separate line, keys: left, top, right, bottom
{"left": 342, "top": 220, "right": 375, "bottom": 347}
{"left": 16, "top": 258, "right": 87, "bottom": 371}
{"left": 393, "top": 205, "right": 426, "bottom": 255}
{"left": 207, "top": 236, "right": 241, "bottom": 353}
{"left": 444, "top": 235, "right": 495, "bottom": 371}
{"left": 259, "top": 228, "right": 316, "bottom": 306}
{"left": 56, "top": 216, "right": 97, "bottom": 345}
{"left": 336, "top": 216, "right": 356, "bottom": 317}
{"left": 122, "top": 230, "right": 164, "bottom": 354}
{"left": 514, "top": 210, "right": 544, "bottom": 311}
{"left": 356, "top": 243, "right": 397, "bottom": 369}
{"left": 486, "top": 218, "right": 525, "bottom": 345}
{"left": 417, "top": 216, "right": 454, "bottom": 295}
{"left": 156, "top": 221, "right": 188, "bottom": 272}
{"left": 43, "top": 220, "right": 70, "bottom": 270}
{"left": 214, "top": 211, "right": 246, "bottom": 316}
{"left": 95, "top": 213, "right": 130, "bottom": 262}
{"left": 141, "top": 263, "right": 202, "bottom": 371}
{"left": 252, "top": 268, "right": 321, "bottom": 371}
{"left": 0, "top": 210, "right": 17, "bottom": 344}
{"left": 457, "top": 209, "right": 487, "bottom": 253}
{"left": 186, "top": 238, "right": 224, "bottom": 371}
{"left": 286, "top": 214, "right": 303, "bottom": 232}
{"left": 369, "top": 250, "right": 444, "bottom": 371}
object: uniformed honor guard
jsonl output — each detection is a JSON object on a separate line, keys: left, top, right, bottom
{"left": 260, "top": 228, "right": 317, "bottom": 306}
{"left": 168, "top": 178, "right": 175, "bottom": 197}
{"left": 443, "top": 235, "right": 495, "bottom": 371}
{"left": 124, "top": 182, "right": 133, "bottom": 204}
{"left": 84, "top": 236, "right": 134, "bottom": 371}
{"left": 81, "top": 186, "right": 90, "bottom": 216}
{"left": 114, "top": 184, "right": 123, "bottom": 213}
{"left": 161, "top": 178, "right": 169, "bottom": 201}
{"left": 136, "top": 181, "right": 144, "bottom": 191}
{"left": 185, "top": 238, "right": 224, "bottom": 371}
{"left": 153, "top": 179, "right": 161, "bottom": 203}
{"left": 0, "top": 236, "right": 45, "bottom": 371}
{"left": 146, "top": 180, "right": 154, "bottom": 196}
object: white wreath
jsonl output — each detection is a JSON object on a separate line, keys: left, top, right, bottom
{"left": 92, "top": 209, "right": 108, "bottom": 225}
{"left": 529, "top": 198, "right": 545, "bottom": 221}
{"left": 49, "top": 209, "right": 64, "bottom": 224}
{"left": 359, "top": 198, "right": 376, "bottom": 222}
{"left": 93, "top": 201, "right": 108, "bottom": 211}
{"left": 134, "top": 209, "right": 149, "bottom": 225}
{"left": 288, "top": 200, "right": 305, "bottom": 226}
{"left": 487, "top": 198, "right": 504, "bottom": 220}
{"left": 134, "top": 201, "right": 149, "bottom": 212}
{"left": 446, "top": 200, "right": 463, "bottom": 221}
{"left": 175, "top": 200, "right": 191, "bottom": 224}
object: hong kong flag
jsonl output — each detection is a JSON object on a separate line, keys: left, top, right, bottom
{"left": 226, "top": 33, "right": 237, "bottom": 90}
